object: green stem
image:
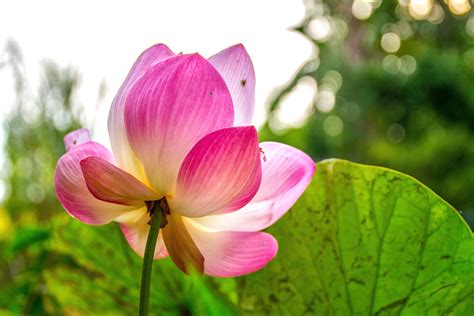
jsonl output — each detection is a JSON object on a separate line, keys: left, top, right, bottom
{"left": 139, "top": 202, "right": 163, "bottom": 316}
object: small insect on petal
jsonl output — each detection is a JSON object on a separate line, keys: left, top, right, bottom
{"left": 260, "top": 147, "right": 267, "bottom": 162}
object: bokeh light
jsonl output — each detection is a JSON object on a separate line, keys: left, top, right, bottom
{"left": 448, "top": 0, "right": 471, "bottom": 16}
{"left": 428, "top": 4, "right": 445, "bottom": 24}
{"left": 316, "top": 88, "right": 336, "bottom": 113}
{"left": 408, "top": 0, "right": 433, "bottom": 20}
{"left": 399, "top": 55, "right": 417, "bottom": 75}
{"left": 381, "top": 32, "right": 401, "bottom": 53}
{"left": 383, "top": 54, "right": 401, "bottom": 74}
{"left": 464, "top": 49, "right": 474, "bottom": 69}
{"left": 323, "top": 115, "right": 344, "bottom": 136}
{"left": 467, "top": 17, "right": 474, "bottom": 37}
{"left": 274, "top": 76, "right": 317, "bottom": 130}
{"left": 26, "top": 183, "right": 45, "bottom": 204}
{"left": 321, "top": 70, "right": 342, "bottom": 92}
{"left": 352, "top": 0, "right": 373, "bottom": 20}
{"left": 387, "top": 123, "right": 406, "bottom": 143}
{"left": 307, "top": 17, "right": 332, "bottom": 42}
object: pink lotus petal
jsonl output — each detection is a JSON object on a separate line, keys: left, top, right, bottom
{"left": 193, "top": 142, "right": 315, "bottom": 231}
{"left": 124, "top": 53, "right": 234, "bottom": 195}
{"left": 80, "top": 156, "right": 162, "bottom": 206}
{"left": 185, "top": 219, "right": 278, "bottom": 277}
{"left": 108, "top": 44, "right": 175, "bottom": 180}
{"left": 170, "top": 126, "right": 262, "bottom": 218}
{"left": 55, "top": 141, "right": 136, "bottom": 225}
{"left": 120, "top": 211, "right": 168, "bottom": 259}
{"left": 209, "top": 44, "right": 255, "bottom": 126}
{"left": 64, "top": 128, "right": 91, "bottom": 151}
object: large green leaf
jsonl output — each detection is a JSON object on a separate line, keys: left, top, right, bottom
{"left": 239, "top": 159, "right": 473, "bottom": 315}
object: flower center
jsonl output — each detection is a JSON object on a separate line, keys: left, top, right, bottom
{"left": 145, "top": 198, "right": 170, "bottom": 228}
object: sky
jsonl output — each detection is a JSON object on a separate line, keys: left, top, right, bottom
{"left": 0, "top": 0, "right": 313, "bottom": 145}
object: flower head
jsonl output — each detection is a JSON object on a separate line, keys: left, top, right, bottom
{"left": 54, "top": 44, "right": 315, "bottom": 277}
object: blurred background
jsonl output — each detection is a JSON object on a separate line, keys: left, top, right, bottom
{"left": 1, "top": 0, "right": 473, "bottom": 314}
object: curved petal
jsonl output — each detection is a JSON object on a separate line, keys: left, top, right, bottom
{"left": 120, "top": 211, "right": 168, "bottom": 259}
{"left": 80, "top": 156, "right": 162, "bottom": 206}
{"left": 170, "top": 127, "right": 261, "bottom": 218}
{"left": 124, "top": 53, "right": 234, "bottom": 195}
{"left": 193, "top": 142, "right": 315, "bottom": 231}
{"left": 55, "top": 137, "right": 136, "bottom": 225}
{"left": 208, "top": 44, "right": 255, "bottom": 126}
{"left": 108, "top": 44, "right": 175, "bottom": 179}
{"left": 185, "top": 219, "right": 278, "bottom": 277}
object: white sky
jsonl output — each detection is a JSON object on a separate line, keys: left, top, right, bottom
{"left": 0, "top": 1, "right": 313, "bottom": 201}
{"left": 0, "top": 0, "right": 312, "bottom": 141}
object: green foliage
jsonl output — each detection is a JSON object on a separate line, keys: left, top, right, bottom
{"left": 44, "top": 216, "right": 236, "bottom": 315}
{"left": 8, "top": 226, "right": 50, "bottom": 256}
{"left": 239, "top": 159, "right": 473, "bottom": 315}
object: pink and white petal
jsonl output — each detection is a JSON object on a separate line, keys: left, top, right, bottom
{"left": 184, "top": 219, "right": 278, "bottom": 277}
{"left": 55, "top": 141, "right": 136, "bottom": 225}
{"left": 80, "top": 156, "right": 162, "bottom": 206}
{"left": 208, "top": 44, "right": 255, "bottom": 126}
{"left": 120, "top": 211, "right": 168, "bottom": 259}
{"left": 64, "top": 128, "right": 91, "bottom": 151}
{"left": 170, "top": 126, "right": 261, "bottom": 218}
{"left": 124, "top": 53, "right": 234, "bottom": 194}
{"left": 108, "top": 44, "right": 175, "bottom": 179}
{"left": 193, "top": 142, "right": 315, "bottom": 231}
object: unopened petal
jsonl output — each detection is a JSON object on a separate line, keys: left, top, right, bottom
{"left": 80, "top": 156, "right": 162, "bottom": 206}
{"left": 108, "top": 44, "right": 175, "bottom": 180}
{"left": 193, "top": 142, "right": 315, "bottom": 231}
{"left": 209, "top": 44, "right": 255, "bottom": 126}
{"left": 170, "top": 127, "right": 261, "bottom": 218}
{"left": 124, "top": 53, "right": 234, "bottom": 194}
{"left": 54, "top": 139, "right": 135, "bottom": 225}
{"left": 185, "top": 219, "right": 278, "bottom": 277}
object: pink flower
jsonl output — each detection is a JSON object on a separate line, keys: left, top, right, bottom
{"left": 54, "top": 44, "right": 315, "bottom": 277}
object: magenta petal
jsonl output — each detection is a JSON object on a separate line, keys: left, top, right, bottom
{"left": 54, "top": 141, "right": 135, "bottom": 225}
{"left": 124, "top": 54, "right": 234, "bottom": 194}
{"left": 170, "top": 127, "right": 262, "bottom": 218}
{"left": 193, "top": 142, "right": 315, "bottom": 231}
{"left": 120, "top": 212, "right": 168, "bottom": 259}
{"left": 209, "top": 44, "right": 256, "bottom": 126}
{"left": 80, "top": 156, "right": 161, "bottom": 206}
{"left": 185, "top": 220, "right": 278, "bottom": 277}
{"left": 108, "top": 44, "right": 175, "bottom": 179}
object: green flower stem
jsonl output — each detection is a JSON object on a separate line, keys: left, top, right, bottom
{"left": 139, "top": 202, "right": 163, "bottom": 316}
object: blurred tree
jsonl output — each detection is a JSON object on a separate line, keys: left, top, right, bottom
{"left": 262, "top": 0, "right": 474, "bottom": 226}
{"left": 0, "top": 39, "right": 84, "bottom": 314}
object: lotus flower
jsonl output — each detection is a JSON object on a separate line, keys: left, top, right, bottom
{"left": 54, "top": 43, "right": 315, "bottom": 277}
